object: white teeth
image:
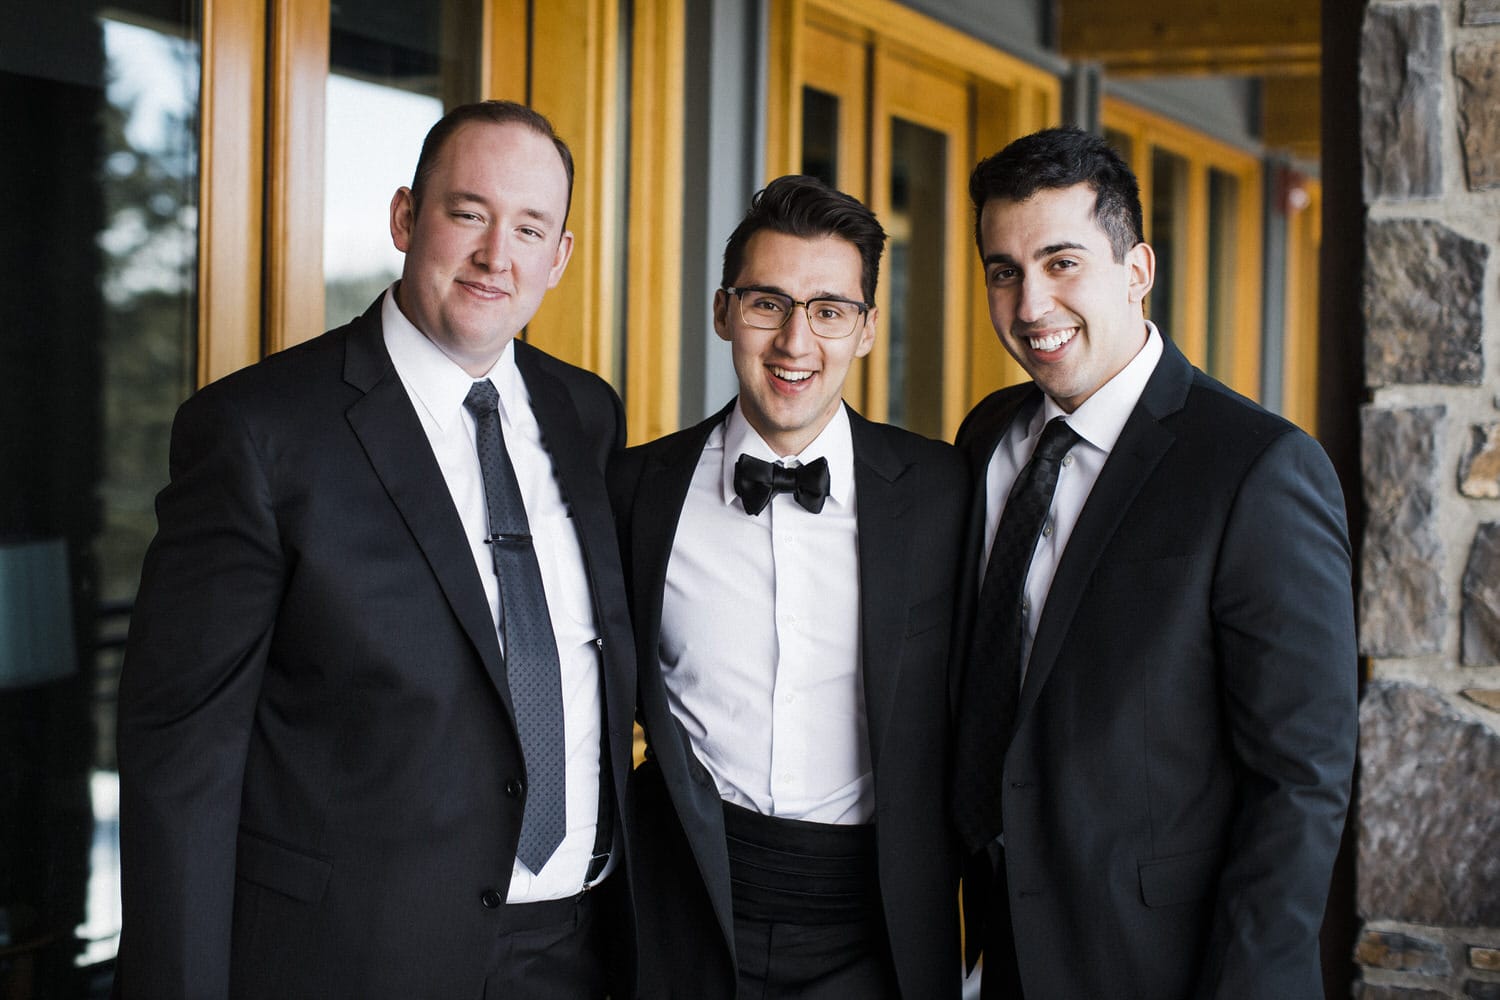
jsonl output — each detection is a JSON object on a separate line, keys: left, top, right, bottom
{"left": 1027, "top": 328, "right": 1077, "bottom": 352}
{"left": 772, "top": 367, "right": 813, "bottom": 382}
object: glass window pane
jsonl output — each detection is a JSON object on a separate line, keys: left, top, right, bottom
{"left": 887, "top": 118, "right": 946, "bottom": 439}
{"left": 802, "top": 86, "right": 840, "bottom": 188}
{"left": 1149, "top": 146, "right": 1188, "bottom": 338}
{"left": 324, "top": 0, "right": 481, "bottom": 330}
{"left": 0, "top": 2, "right": 202, "bottom": 986}
{"left": 1206, "top": 167, "right": 1239, "bottom": 381}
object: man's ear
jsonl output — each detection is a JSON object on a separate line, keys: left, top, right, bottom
{"left": 1126, "top": 240, "right": 1155, "bottom": 305}
{"left": 390, "top": 187, "right": 416, "bottom": 253}
{"left": 545, "top": 230, "right": 575, "bottom": 289}
{"left": 713, "top": 289, "right": 733, "bottom": 343}
{"left": 853, "top": 305, "right": 877, "bottom": 359}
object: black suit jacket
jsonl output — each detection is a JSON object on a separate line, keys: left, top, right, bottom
{"left": 608, "top": 402, "right": 967, "bottom": 999}
{"left": 955, "top": 338, "right": 1357, "bottom": 1000}
{"left": 116, "top": 298, "right": 637, "bottom": 999}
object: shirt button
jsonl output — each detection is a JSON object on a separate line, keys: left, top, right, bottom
{"left": 505, "top": 778, "right": 523, "bottom": 798}
{"left": 1062, "top": 454, "right": 1074, "bottom": 467}
{"left": 1021, "top": 598, "right": 1031, "bottom": 615}
{"left": 480, "top": 889, "right": 503, "bottom": 908}
{"left": 1042, "top": 521, "right": 1053, "bottom": 537}
{"left": 783, "top": 691, "right": 796, "bottom": 704}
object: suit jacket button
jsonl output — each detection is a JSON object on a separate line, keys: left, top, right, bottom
{"left": 505, "top": 778, "right": 523, "bottom": 798}
{"left": 480, "top": 889, "right": 503, "bottom": 909}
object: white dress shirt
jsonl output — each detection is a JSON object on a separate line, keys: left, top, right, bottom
{"left": 658, "top": 401, "right": 873, "bottom": 824}
{"left": 382, "top": 288, "right": 612, "bottom": 901}
{"left": 981, "top": 324, "right": 1164, "bottom": 677}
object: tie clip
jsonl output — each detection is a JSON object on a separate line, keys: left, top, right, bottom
{"left": 485, "top": 532, "right": 532, "bottom": 544}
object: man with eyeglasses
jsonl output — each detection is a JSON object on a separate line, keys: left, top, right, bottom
{"left": 609, "top": 174, "right": 966, "bottom": 999}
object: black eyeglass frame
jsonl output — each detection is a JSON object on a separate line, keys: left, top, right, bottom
{"left": 722, "top": 285, "right": 871, "bottom": 340}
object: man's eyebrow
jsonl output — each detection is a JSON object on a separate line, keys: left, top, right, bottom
{"left": 736, "top": 283, "right": 862, "bottom": 302}
{"left": 982, "top": 242, "right": 1090, "bottom": 268}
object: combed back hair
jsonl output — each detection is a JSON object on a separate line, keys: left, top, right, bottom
{"left": 410, "top": 100, "right": 575, "bottom": 225}
{"left": 968, "top": 127, "right": 1143, "bottom": 262}
{"left": 721, "top": 175, "right": 887, "bottom": 305}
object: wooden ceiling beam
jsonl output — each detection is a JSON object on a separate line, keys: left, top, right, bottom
{"left": 1061, "top": 0, "right": 1319, "bottom": 77}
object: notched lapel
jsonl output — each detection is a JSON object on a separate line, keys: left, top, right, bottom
{"left": 1016, "top": 341, "right": 1193, "bottom": 722}
{"left": 342, "top": 324, "right": 518, "bottom": 730}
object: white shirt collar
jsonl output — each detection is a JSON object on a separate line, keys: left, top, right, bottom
{"left": 716, "top": 399, "right": 856, "bottom": 509}
{"left": 1034, "top": 321, "right": 1163, "bottom": 456}
{"left": 381, "top": 284, "right": 530, "bottom": 432}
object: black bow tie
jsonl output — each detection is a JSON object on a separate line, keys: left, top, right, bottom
{"left": 733, "top": 454, "right": 831, "bottom": 516}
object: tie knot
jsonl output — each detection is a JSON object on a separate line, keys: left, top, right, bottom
{"left": 1033, "top": 417, "right": 1080, "bottom": 464}
{"left": 464, "top": 379, "right": 500, "bottom": 416}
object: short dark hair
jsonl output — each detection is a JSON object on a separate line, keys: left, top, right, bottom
{"left": 969, "top": 127, "right": 1143, "bottom": 262}
{"left": 410, "top": 100, "right": 575, "bottom": 225}
{"left": 721, "top": 175, "right": 887, "bottom": 305}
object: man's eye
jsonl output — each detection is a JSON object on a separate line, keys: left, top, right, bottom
{"left": 749, "top": 296, "right": 786, "bottom": 313}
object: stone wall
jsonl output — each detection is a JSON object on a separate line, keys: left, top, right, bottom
{"left": 1357, "top": 1, "right": 1500, "bottom": 996}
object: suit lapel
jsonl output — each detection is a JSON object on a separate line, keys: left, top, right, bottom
{"left": 341, "top": 304, "right": 517, "bottom": 728}
{"left": 1015, "top": 339, "right": 1193, "bottom": 722}
{"left": 849, "top": 409, "right": 917, "bottom": 772}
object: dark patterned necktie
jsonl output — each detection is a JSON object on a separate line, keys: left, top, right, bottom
{"left": 464, "top": 379, "right": 566, "bottom": 872}
{"left": 953, "top": 416, "right": 1081, "bottom": 852}
{"left": 733, "top": 454, "right": 831, "bottom": 515}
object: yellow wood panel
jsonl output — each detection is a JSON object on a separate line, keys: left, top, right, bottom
{"left": 868, "top": 44, "right": 970, "bottom": 438}
{"left": 1262, "top": 74, "right": 1321, "bottom": 160}
{"left": 265, "top": 0, "right": 329, "bottom": 354}
{"left": 766, "top": 0, "right": 807, "bottom": 180}
{"left": 801, "top": 20, "right": 869, "bottom": 202}
{"left": 483, "top": 0, "right": 529, "bottom": 102}
{"left": 527, "top": 0, "right": 621, "bottom": 378}
{"left": 1281, "top": 177, "right": 1321, "bottom": 433}
{"left": 1103, "top": 98, "right": 1264, "bottom": 398}
{"left": 1229, "top": 161, "right": 1264, "bottom": 398}
{"left": 199, "top": 0, "right": 267, "bottom": 384}
{"left": 624, "top": 0, "right": 686, "bottom": 443}
{"left": 806, "top": 0, "right": 1059, "bottom": 96}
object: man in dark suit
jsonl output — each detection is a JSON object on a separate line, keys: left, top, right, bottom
{"left": 951, "top": 126, "right": 1357, "bottom": 1000}
{"left": 116, "top": 101, "right": 635, "bottom": 999}
{"left": 610, "top": 175, "right": 965, "bottom": 999}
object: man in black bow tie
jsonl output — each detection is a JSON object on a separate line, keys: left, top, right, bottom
{"left": 608, "top": 175, "right": 968, "bottom": 999}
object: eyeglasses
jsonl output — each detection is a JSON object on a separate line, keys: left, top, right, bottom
{"left": 724, "top": 286, "right": 869, "bottom": 340}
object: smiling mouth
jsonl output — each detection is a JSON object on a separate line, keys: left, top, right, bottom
{"left": 1026, "top": 328, "right": 1077, "bottom": 352}
{"left": 458, "top": 279, "right": 512, "bottom": 298}
{"left": 770, "top": 366, "right": 814, "bottom": 383}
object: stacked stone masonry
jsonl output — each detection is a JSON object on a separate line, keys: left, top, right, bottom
{"left": 1357, "top": 2, "right": 1500, "bottom": 997}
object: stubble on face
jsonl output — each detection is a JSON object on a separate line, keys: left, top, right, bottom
{"left": 979, "top": 183, "right": 1152, "bottom": 412}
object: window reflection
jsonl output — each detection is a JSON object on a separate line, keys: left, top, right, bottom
{"left": 0, "top": 5, "right": 200, "bottom": 995}
{"left": 1149, "top": 146, "right": 1187, "bottom": 338}
{"left": 886, "top": 118, "right": 946, "bottom": 438}
{"left": 801, "top": 87, "right": 840, "bottom": 189}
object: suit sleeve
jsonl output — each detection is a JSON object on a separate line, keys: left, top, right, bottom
{"left": 1200, "top": 429, "right": 1357, "bottom": 999}
{"left": 116, "top": 388, "right": 284, "bottom": 999}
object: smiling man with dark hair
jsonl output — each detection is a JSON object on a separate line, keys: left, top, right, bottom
{"left": 611, "top": 174, "right": 966, "bottom": 999}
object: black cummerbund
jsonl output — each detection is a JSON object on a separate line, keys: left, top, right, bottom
{"left": 722, "top": 800, "right": 881, "bottom": 925}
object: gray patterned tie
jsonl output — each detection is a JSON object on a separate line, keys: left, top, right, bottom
{"left": 464, "top": 379, "right": 566, "bottom": 872}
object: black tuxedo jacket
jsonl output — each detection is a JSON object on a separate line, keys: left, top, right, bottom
{"left": 955, "top": 338, "right": 1357, "bottom": 1000}
{"left": 116, "top": 298, "right": 636, "bottom": 999}
{"left": 608, "top": 402, "right": 967, "bottom": 999}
